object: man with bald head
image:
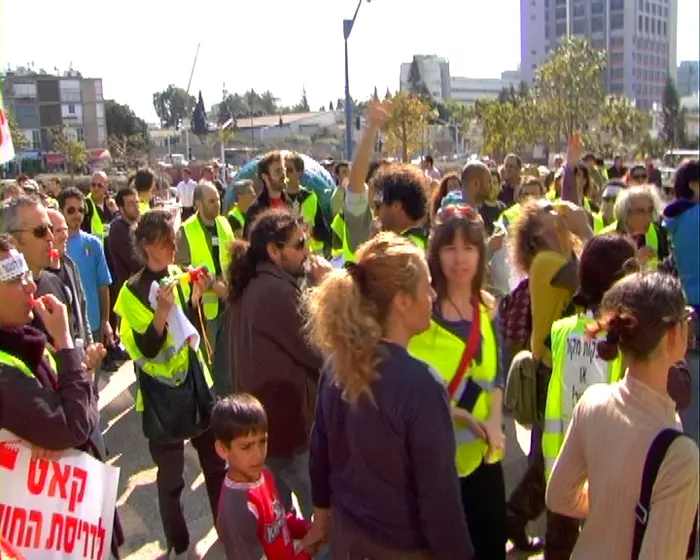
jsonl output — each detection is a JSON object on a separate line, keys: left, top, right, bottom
{"left": 82, "top": 171, "right": 116, "bottom": 245}
{"left": 176, "top": 181, "right": 234, "bottom": 396}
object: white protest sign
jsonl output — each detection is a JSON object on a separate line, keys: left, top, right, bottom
{"left": 561, "top": 333, "right": 610, "bottom": 422}
{"left": 0, "top": 431, "right": 120, "bottom": 560}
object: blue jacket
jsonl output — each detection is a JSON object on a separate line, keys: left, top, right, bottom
{"left": 664, "top": 200, "right": 699, "bottom": 307}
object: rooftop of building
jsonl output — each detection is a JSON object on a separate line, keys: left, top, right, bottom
{"left": 1, "top": 66, "right": 100, "bottom": 80}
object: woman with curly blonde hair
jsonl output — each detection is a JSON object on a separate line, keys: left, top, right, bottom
{"left": 303, "top": 232, "right": 474, "bottom": 560}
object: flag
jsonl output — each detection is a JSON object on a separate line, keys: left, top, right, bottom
{"left": 0, "top": 90, "right": 16, "bottom": 165}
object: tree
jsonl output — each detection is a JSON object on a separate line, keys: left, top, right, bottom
{"left": 319, "top": 105, "right": 326, "bottom": 112}
{"left": 472, "top": 99, "right": 531, "bottom": 157}
{"left": 6, "top": 109, "right": 29, "bottom": 152}
{"left": 535, "top": 36, "right": 607, "bottom": 152}
{"left": 192, "top": 91, "right": 208, "bottom": 136}
{"left": 48, "top": 127, "right": 87, "bottom": 183}
{"left": 152, "top": 85, "right": 196, "bottom": 128}
{"left": 329, "top": 100, "right": 334, "bottom": 111}
{"left": 381, "top": 92, "right": 434, "bottom": 162}
{"left": 385, "top": 87, "right": 392, "bottom": 101}
{"left": 293, "top": 87, "right": 310, "bottom": 113}
{"left": 337, "top": 98, "right": 344, "bottom": 111}
{"left": 660, "top": 78, "right": 688, "bottom": 149}
{"left": 373, "top": 86, "right": 378, "bottom": 99}
{"left": 105, "top": 100, "right": 149, "bottom": 161}
{"left": 598, "top": 95, "right": 652, "bottom": 154}
{"left": 407, "top": 57, "right": 432, "bottom": 100}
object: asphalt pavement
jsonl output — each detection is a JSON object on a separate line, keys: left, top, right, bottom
{"left": 99, "top": 362, "right": 545, "bottom": 559}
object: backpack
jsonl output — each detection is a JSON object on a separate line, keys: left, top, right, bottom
{"left": 499, "top": 277, "right": 533, "bottom": 355}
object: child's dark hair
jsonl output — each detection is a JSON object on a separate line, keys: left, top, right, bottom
{"left": 586, "top": 272, "right": 687, "bottom": 361}
{"left": 210, "top": 394, "right": 268, "bottom": 444}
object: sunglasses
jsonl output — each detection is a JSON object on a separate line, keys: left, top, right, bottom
{"left": 66, "top": 206, "right": 86, "bottom": 215}
{"left": 10, "top": 223, "right": 54, "bottom": 239}
{"left": 436, "top": 204, "right": 483, "bottom": 225}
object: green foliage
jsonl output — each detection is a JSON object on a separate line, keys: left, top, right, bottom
{"left": 535, "top": 36, "right": 607, "bottom": 150}
{"left": 105, "top": 99, "right": 149, "bottom": 162}
{"left": 381, "top": 91, "right": 435, "bottom": 162}
{"left": 6, "top": 109, "right": 29, "bottom": 151}
{"left": 48, "top": 127, "right": 88, "bottom": 183}
{"left": 192, "top": 91, "right": 208, "bottom": 135}
{"left": 598, "top": 95, "right": 652, "bottom": 154}
{"left": 152, "top": 85, "right": 196, "bottom": 128}
{"left": 660, "top": 78, "right": 688, "bottom": 149}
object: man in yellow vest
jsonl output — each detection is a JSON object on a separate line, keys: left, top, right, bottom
{"left": 284, "top": 152, "right": 331, "bottom": 256}
{"left": 82, "top": 171, "right": 116, "bottom": 245}
{"left": 176, "top": 181, "right": 233, "bottom": 396}
{"left": 226, "top": 180, "right": 256, "bottom": 239}
{"left": 133, "top": 168, "right": 155, "bottom": 215}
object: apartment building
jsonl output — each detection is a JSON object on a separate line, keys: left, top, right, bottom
{"left": 399, "top": 55, "right": 521, "bottom": 106}
{"left": 1, "top": 67, "right": 107, "bottom": 156}
{"left": 677, "top": 60, "right": 699, "bottom": 97}
{"left": 520, "top": 0, "right": 678, "bottom": 111}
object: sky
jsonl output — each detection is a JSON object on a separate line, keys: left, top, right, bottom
{"left": 1, "top": 0, "right": 699, "bottom": 123}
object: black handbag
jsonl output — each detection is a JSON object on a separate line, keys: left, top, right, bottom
{"left": 138, "top": 285, "right": 215, "bottom": 444}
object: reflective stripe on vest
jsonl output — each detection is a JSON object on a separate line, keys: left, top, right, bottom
{"left": 227, "top": 205, "right": 246, "bottom": 232}
{"left": 86, "top": 194, "right": 105, "bottom": 244}
{"left": 408, "top": 305, "right": 498, "bottom": 477}
{"left": 113, "top": 265, "right": 213, "bottom": 411}
{"left": 0, "top": 348, "right": 56, "bottom": 377}
{"left": 330, "top": 213, "right": 355, "bottom": 263}
{"left": 596, "top": 221, "right": 659, "bottom": 270}
{"left": 542, "top": 313, "right": 623, "bottom": 479}
{"left": 182, "top": 215, "right": 234, "bottom": 321}
{"left": 300, "top": 192, "right": 324, "bottom": 254}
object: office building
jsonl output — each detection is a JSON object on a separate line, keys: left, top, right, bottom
{"left": 399, "top": 56, "right": 521, "bottom": 106}
{"left": 520, "top": 0, "right": 678, "bottom": 110}
{"left": 1, "top": 66, "right": 107, "bottom": 155}
{"left": 677, "top": 60, "right": 699, "bottom": 96}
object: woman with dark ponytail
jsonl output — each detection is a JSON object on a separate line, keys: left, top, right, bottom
{"left": 541, "top": 233, "right": 637, "bottom": 558}
{"left": 546, "top": 272, "right": 699, "bottom": 560}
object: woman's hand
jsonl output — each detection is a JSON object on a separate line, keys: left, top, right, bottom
{"left": 33, "top": 295, "right": 72, "bottom": 350}
{"left": 482, "top": 418, "right": 506, "bottom": 459}
{"left": 637, "top": 245, "right": 656, "bottom": 267}
{"left": 452, "top": 407, "right": 487, "bottom": 441}
{"left": 155, "top": 281, "right": 176, "bottom": 315}
{"left": 191, "top": 270, "right": 212, "bottom": 304}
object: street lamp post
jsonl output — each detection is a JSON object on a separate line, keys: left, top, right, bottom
{"left": 343, "top": 0, "right": 370, "bottom": 161}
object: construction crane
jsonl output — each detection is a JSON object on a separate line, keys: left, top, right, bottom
{"left": 183, "top": 43, "right": 200, "bottom": 161}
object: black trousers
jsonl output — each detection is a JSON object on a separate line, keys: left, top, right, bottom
{"left": 460, "top": 461, "right": 507, "bottom": 560}
{"left": 147, "top": 429, "right": 226, "bottom": 554}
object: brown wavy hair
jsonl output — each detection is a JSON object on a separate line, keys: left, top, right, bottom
{"left": 509, "top": 200, "right": 575, "bottom": 275}
{"left": 586, "top": 272, "right": 687, "bottom": 361}
{"left": 304, "top": 232, "right": 426, "bottom": 404}
{"left": 430, "top": 172, "right": 461, "bottom": 219}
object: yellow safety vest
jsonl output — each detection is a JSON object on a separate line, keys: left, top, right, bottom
{"left": 0, "top": 348, "right": 56, "bottom": 376}
{"left": 498, "top": 203, "right": 522, "bottom": 230}
{"left": 401, "top": 226, "right": 428, "bottom": 251}
{"left": 181, "top": 215, "right": 234, "bottom": 321}
{"left": 139, "top": 200, "right": 151, "bottom": 215}
{"left": 592, "top": 212, "right": 605, "bottom": 234}
{"left": 330, "top": 213, "right": 355, "bottom": 264}
{"left": 542, "top": 313, "right": 623, "bottom": 479}
{"left": 86, "top": 194, "right": 106, "bottom": 244}
{"left": 597, "top": 221, "right": 659, "bottom": 270}
{"left": 113, "top": 265, "right": 213, "bottom": 411}
{"left": 227, "top": 205, "right": 246, "bottom": 233}
{"left": 299, "top": 191, "right": 324, "bottom": 254}
{"left": 409, "top": 305, "right": 498, "bottom": 477}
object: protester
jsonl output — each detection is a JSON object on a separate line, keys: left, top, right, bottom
{"left": 0, "top": 233, "right": 123, "bottom": 558}
{"left": 107, "top": 187, "right": 142, "bottom": 293}
{"left": 82, "top": 171, "right": 116, "bottom": 244}
{"left": 305, "top": 232, "right": 474, "bottom": 559}
{"left": 113, "top": 210, "right": 225, "bottom": 559}
{"left": 409, "top": 203, "right": 507, "bottom": 558}
{"left": 243, "top": 152, "right": 294, "bottom": 238}
{"left": 499, "top": 154, "right": 522, "bottom": 207}
{"left": 211, "top": 394, "right": 312, "bottom": 559}
{"left": 176, "top": 168, "right": 197, "bottom": 221}
{"left": 226, "top": 179, "right": 256, "bottom": 238}
{"left": 423, "top": 155, "right": 441, "bottom": 181}
{"left": 546, "top": 272, "right": 699, "bottom": 560}
{"left": 607, "top": 155, "right": 628, "bottom": 179}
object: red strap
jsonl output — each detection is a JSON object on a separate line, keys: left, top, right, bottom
{"left": 446, "top": 297, "right": 481, "bottom": 399}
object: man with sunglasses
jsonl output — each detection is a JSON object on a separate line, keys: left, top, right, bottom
{"left": 82, "top": 171, "right": 116, "bottom": 245}
{"left": 58, "top": 188, "right": 114, "bottom": 385}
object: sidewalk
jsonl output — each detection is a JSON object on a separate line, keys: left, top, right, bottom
{"left": 99, "top": 362, "right": 543, "bottom": 559}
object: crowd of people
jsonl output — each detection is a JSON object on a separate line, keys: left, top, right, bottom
{"left": 0, "top": 97, "right": 698, "bottom": 560}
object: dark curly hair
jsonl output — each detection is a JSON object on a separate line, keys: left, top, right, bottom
{"left": 227, "top": 208, "right": 304, "bottom": 301}
{"left": 371, "top": 163, "right": 429, "bottom": 222}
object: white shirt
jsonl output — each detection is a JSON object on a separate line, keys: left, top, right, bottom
{"left": 425, "top": 167, "right": 441, "bottom": 181}
{"left": 176, "top": 179, "right": 197, "bottom": 207}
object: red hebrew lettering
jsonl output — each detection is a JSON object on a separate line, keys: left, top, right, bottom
{"left": 95, "top": 517, "right": 106, "bottom": 560}
{"left": 23, "top": 510, "right": 42, "bottom": 549}
{"left": 68, "top": 467, "right": 87, "bottom": 513}
{"left": 45, "top": 512, "right": 64, "bottom": 550}
{"left": 63, "top": 515, "right": 78, "bottom": 553}
{"left": 0, "top": 441, "right": 20, "bottom": 471}
{"left": 90, "top": 521, "right": 98, "bottom": 558}
{"left": 7, "top": 507, "right": 27, "bottom": 548}
{"left": 48, "top": 462, "right": 70, "bottom": 500}
{"left": 81, "top": 520, "right": 90, "bottom": 558}
{"left": 27, "top": 458, "right": 49, "bottom": 495}
{"left": 0, "top": 504, "right": 11, "bottom": 537}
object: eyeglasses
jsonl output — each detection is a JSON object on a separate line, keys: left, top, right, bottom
{"left": 10, "top": 223, "right": 54, "bottom": 239}
{"left": 436, "top": 204, "right": 483, "bottom": 225}
{"left": 66, "top": 206, "right": 85, "bottom": 215}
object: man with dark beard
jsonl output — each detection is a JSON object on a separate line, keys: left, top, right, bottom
{"left": 243, "top": 151, "right": 293, "bottom": 238}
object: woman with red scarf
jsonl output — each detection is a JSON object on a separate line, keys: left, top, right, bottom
{"left": 0, "top": 234, "right": 123, "bottom": 557}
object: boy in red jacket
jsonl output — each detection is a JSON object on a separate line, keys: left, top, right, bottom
{"left": 212, "top": 394, "right": 311, "bottom": 559}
